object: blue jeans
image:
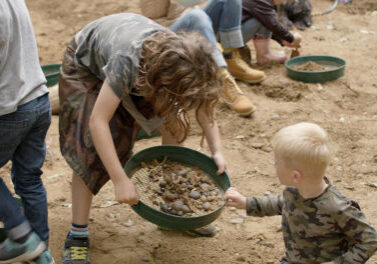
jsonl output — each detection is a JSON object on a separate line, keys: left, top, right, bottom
{"left": 203, "top": 0, "right": 244, "bottom": 49}
{"left": 241, "top": 18, "right": 271, "bottom": 43}
{"left": 0, "top": 93, "right": 51, "bottom": 242}
{"left": 170, "top": 9, "right": 227, "bottom": 67}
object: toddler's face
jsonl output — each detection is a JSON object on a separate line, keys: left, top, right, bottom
{"left": 274, "top": 154, "right": 293, "bottom": 186}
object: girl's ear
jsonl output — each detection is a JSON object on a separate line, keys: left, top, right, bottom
{"left": 292, "top": 169, "right": 302, "bottom": 184}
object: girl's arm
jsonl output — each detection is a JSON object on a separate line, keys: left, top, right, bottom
{"left": 89, "top": 79, "right": 138, "bottom": 205}
{"left": 196, "top": 104, "right": 226, "bottom": 175}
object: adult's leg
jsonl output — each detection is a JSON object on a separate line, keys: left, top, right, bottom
{"left": 170, "top": 9, "right": 226, "bottom": 68}
{"left": 204, "top": 1, "right": 265, "bottom": 83}
{"left": 241, "top": 18, "right": 287, "bottom": 65}
{"left": 203, "top": 0, "right": 244, "bottom": 49}
{"left": 170, "top": 9, "right": 256, "bottom": 116}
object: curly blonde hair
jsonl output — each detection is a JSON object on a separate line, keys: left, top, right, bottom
{"left": 135, "top": 30, "right": 220, "bottom": 142}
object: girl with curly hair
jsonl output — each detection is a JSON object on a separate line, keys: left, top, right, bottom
{"left": 59, "top": 13, "right": 226, "bottom": 264}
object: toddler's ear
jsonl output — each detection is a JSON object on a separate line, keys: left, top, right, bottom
{"left": 292, "top": 169, "right": 302, "bottom": 184}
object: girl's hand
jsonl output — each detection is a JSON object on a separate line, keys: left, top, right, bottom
{"left": 224, "top": 187, "right": 247, "bottom": 209}
{"left": 212, "top": 152, "right": 226, "bottom": 175}
{"left": 321, "top": 262, "right": 334, "bottom": 264}
{"left": 114, "top": 177, "right": 139, "bottom": 205}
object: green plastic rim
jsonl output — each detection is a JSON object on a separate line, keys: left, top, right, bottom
{"left": 124, "top": 145, "right": 232, "bottom": 230}
{"left": 285, "top": 55, "right": 346, "bottom": 83}
{"left": 41, "top": 64, "right": 61, "bottom": 87}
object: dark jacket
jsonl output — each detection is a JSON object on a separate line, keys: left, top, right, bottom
{"left": 242, "top": 0, "right": 294, "bottom": 45}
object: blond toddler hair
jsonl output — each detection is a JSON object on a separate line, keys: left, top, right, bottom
{"left": 271, "top": 122, "right": 331, "bottom": 178}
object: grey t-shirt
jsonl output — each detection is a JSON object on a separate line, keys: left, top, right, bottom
{"left": 0, "top": 0, "right": 48, "bottom": 116}
{"left": 74, "top": 13, "right": 166, "bottom": 134}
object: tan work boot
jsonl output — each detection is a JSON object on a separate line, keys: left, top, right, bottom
{"left": 218, "top": 68, "right": 256, "bottom": 117}
{"left": 224, "top": 49, "right": 266, "bottom": 84}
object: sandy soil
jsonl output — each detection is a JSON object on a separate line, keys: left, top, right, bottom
{"left": 2, "top": 0, "right": 377, "bottom": 263}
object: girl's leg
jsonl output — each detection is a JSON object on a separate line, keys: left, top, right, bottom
{"left": 71, "top": 172, "right": 93, "bottom": 226}
{"left": 62, "top": 172, "right": 92, "bottom": 264}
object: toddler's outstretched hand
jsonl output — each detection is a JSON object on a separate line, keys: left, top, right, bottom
{"left": 224, "top": 187, "right": 247, "bottom": 209}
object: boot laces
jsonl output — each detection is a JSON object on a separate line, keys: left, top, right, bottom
{"left": 220, "top": 72, "right": 243, "bottom": 104}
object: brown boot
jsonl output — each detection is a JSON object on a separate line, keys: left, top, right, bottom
{"left": 224, "top": 49, "right": 265, "bottom": 84}
{"left": 218, "top": 68, "right": 256, "bottom": 117}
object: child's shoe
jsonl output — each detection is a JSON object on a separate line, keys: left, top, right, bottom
{"left": 28, "top": 249, "right": 55, "bottom": 264}
{"left": 62, "top": 235, "right": 89, "bottom": 264}
{"left": 0, "top": 232, "right": 46, "bottom": 263}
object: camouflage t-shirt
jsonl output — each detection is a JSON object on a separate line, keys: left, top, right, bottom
{"left": 246, "top": 180, "right": 377, "bottom": 264}
{"left": 74, "top": 13, "right": 165, "bottom": 134}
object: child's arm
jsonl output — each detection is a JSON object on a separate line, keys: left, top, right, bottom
{"left": 196, "top": 104, "right": 226, "bottom": 175}
{"left": 89, "top": 79, "right": 139, "bottom": 205}
{"left": 225, "top": 187, "right": 283, "bottom": 216}
{"left": 332, "top": 201, "right": 377, "bottom": 263}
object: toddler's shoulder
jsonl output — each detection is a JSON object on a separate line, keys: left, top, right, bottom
{"left": 316, "top": 185, "right": 361, "bottom": 216}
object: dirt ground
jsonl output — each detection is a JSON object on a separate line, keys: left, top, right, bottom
{"left": 2, "top": 0, "right": 377, "bottom": 263}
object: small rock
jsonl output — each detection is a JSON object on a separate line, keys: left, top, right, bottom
{"left": 189, "top": 190, "right": 201, "bottom": 199}
{"left": 236, "top": 255, "right": 246, "bottom": 262}
{"left": 203, "top": 202, "right": 211, "bottom": 210}
{"left": 172, "top": 200, "right": 184, "bottom": 211}
{"left": 123, "top": 219, "right": 134, "bottom": 227}
{"left": 271, "top": 114, "right": 279, "bottom": 120}
{"left": 141, "top": 256, "right": 149, "bottom": 262}
{"left": 182, "top": 205, "right": 191, "bottom": 213}
{"left": 178, "top": 169, "right": 189, "bottom": 176}
{"left": 365, "top": 183, "right": 377, "bottom": 188}
{"left": 230, "top": 218, "right": 244, "bottom": 224}
{"left": 251, "top": 143, "right": 264, "bottom": 149}
{"left": 106, "top": 213, "right": 115, "bottom": 219}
